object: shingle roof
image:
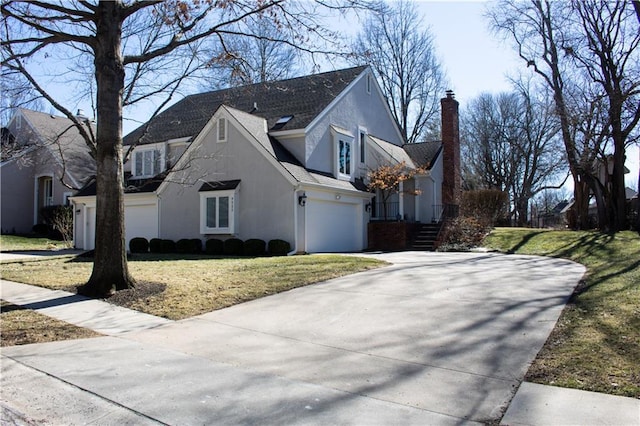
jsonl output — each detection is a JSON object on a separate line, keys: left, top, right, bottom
{"left": 224, "top": 106, "right": 369, "bottom": 193}
{"left": 369, "top": 135, "right": 416, "bottom": 167}
{"left": 403, "top": 141, "right": 442, "bottom": 170}
{"left": 124, "top": 66, "right": 368, "bottom": 146}
{"left": 19, "top": 109, "right": 96, "bottom": 186}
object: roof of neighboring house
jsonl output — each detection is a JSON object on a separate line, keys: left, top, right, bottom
{"left": 13, "top": 109, "right": 96, "bottom": 187}
{"left": 124, "top": 66, "right": 368, "bottom": 146}
{"left": 625, "top": 187, "right": 638, "bottom": 200}
{"left": 403, "top": 141, "right": 443, "bottom": 170}
{"left": 73, "top": 173, "right": 164, "bottom": 197}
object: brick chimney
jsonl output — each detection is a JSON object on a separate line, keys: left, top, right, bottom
{"left": 441, "top": 90, "right": 461, "bottom": 211}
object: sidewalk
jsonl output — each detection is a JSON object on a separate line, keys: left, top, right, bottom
{"left": 1, "top": 275, "right": 639, "bottom": 425}
{"left": 0, "top": 280, "right": 170, "bottom": 335}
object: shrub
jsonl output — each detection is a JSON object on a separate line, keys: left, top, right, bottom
{"left": 149, "top": 238, "right": 163, "bottom": 253}
{"left": 223, "top": 238, "right": 244, "bottom": 256}
{"left": 40, "top": 205, "right": 74, "bottom": 245}
{"left": 268, "top": 239, "right": 291, "bottom": 256}
{"left": 176, "top": 238, "right": 192, "bottom": 253}
{"left": 32, "top": 223, "right": 49, "bottom": 236}
{"left": 129, "top": 237, "right": 149, "bottom": 253}
{"left": 190, "top": 238, "right": 202, "bottom": 253}
{"left": 205, "top": 238, "right": 224, "bottom": 255}
{"left": 243, "top": 239, "right": 266, "bottom": 256}
{"left": 160, "top": 239, "right": 176, "bottom": 253}
{"left": 461, "top": 189, "right": 509, "bottom": 227}
{"left": 438, "top": 216, "right": 488, "bottom": 252}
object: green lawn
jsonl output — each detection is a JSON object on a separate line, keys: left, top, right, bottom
{"left": 484, "top": 228, "right": 640, "bottom": 398}
{"left": 1, "top": 253, "right": 386, "bottom": 320}
{"left": 0, "top": 234, "right": 65, "bottom": 251}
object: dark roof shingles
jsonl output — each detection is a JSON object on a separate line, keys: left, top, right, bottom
{"left": 403, "top": 141, "right": 442, "bottom": 170}
{"left": 124, "top": 66, "right": 367, "bottom": 146}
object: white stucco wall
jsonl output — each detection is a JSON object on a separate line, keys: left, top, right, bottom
{"left": 304, "top": 71, "right": 404, "bottom": 175}
{"left": 158, "top": 113, "right": 296, "bottom": 246}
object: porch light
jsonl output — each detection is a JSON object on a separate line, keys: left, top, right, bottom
{"left": 298, "top": 193, "right": 307, "bottom": 207}
{"left": 365, "top": 202, "right": 371, "bottom": 212}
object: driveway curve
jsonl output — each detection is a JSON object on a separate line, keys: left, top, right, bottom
{"left": 3, "top": 252, "right": 586, "bottom": 425}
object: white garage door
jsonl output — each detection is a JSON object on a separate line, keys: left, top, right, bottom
{"left": 83, "top": 203, "right": 157, "bottom": 251}
{"left": 306, "top": 199, "right": 361, "bottom": 253}
{"left": 125, "top": 204, "right": 158, "bottom": 247}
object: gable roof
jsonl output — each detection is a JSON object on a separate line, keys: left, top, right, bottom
{"left": 124, "top": 66, "right": 368, "bottom": 146}
{"left": 403, "top": 141, "right": 442, "bottom": 170}
{"left": 10, "top": 109, "right": 96, "bottom": 188}
{"left": 222, "top": 106, "right": 369, "bottom": 193}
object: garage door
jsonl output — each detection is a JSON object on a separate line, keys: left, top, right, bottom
{"left": 306, "top": 199, "right": 361, "bottom": 253}
{"left": 83, "top": 203, "right": 157, "bottom": 251}
{"left": 125, "top": 204, "right": 158, "bottom": 247}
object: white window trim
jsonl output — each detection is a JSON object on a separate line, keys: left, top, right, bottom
{"left": 133, "top": 146, "right": 164, "bottom": 178}
{"left": 359, "top": 127, "right": 367, "bottom": 164}
{"left": 199, "top": 189, "right": 236, "bottom": 234}
{"left": 217, "top": 117, "right": 227, "bottom": 143}
{"left": 336, "top": 137, "right": 353, "bottom": 181}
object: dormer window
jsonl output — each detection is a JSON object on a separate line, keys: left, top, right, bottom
{"left": 217, "top": 117, "right": 227, "bottom": 142}
{"left": 331, "top": 126, "right": 354, "bottom": 181}
{"left": 134, "top": 148, "right": 162, "bottom": 178}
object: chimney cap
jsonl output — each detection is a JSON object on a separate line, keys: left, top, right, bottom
{"left": 445, "top": 90, "right": 455, "bottom": 99}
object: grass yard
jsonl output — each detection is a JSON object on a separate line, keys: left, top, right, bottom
{"left": 1, "top": 254, "right": 386, "bottom": 320}
{"left": 484, "top": 228, "right": 640, "bottom": 398}
{"left": 0, "top": 234, "right": 65, "bottom": 252}
{"left": 1, "top": 301, "right": 100, "bottom": 346}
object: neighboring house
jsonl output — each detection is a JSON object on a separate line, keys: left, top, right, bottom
{"left": 72, "top": 66, "right": 460, "bottom": 252}
{"left": 1, "top": 108, "right": 96, "bottom": 234}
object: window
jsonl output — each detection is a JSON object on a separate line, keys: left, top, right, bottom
{"left": 359, "top": 129, "right": 367, "bottom": 164}
{"left": 366, "top": 75, "right": 372, "bottom": 94}
{"left": 15, "top": 115, "right": 21, "bottom": 130}
{"left": 217, "top": 117, "right": 227, "bottom": 142}
{"left": 199, "top": 181, "right": 240, "bottom": 234}
{"left": 134, "top": 149, "right": 161, "bottom": 178}
{"left": 338, "top": 139, "right": 351, "bottom": 176}
{"left": 43, "top": 177, "right": 53, "bottom": 207}
{"left": 331, "top": 127, "right": 354, "bottom": 180}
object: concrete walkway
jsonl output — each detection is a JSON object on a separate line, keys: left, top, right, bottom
{"left": 1, "top": 252, "right": 638, "bottom": 425}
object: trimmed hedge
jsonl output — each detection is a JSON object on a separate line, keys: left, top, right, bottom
{"left": 205, "top": 238, "right": 224, "bottom": 255}
{"left": 129, "top": 237, "right": 149, "bottom": 253}
{"left": 160, "top": 239, "right": 176, "bottom": 253}
{"left": 243, "top": 239, "right": 266, "bottom": 256}
{"left": 177, "top": 238, "right": 202, "bottom": 254}
{"left": 149, "top": 238, "right": 163, "bottom": 253}
{"left": 223, "top": 238, "right": 244, "bottom": 256}
{"left": 268, "top": 239, "right": 291, "bottom": 256}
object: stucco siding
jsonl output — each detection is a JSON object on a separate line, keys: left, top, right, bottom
{"left": 159, "top": 116, "right": 295, "bottom": 245}
{"left": 1, "top": 160, "right": 34, "bottom": 234}
{"left": 305, "top": 72, "right": 403, "bottom": 174}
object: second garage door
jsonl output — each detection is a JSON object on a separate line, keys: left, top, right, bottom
{"left": 306, "top": 199, "right": 361, "bottom": 253}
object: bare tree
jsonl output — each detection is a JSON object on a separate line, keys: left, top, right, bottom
{"left": 203, "top": 16, "right": 301, "bottom": 89}
{"left": 571, "top": 0, "right": 640, "bottom": 231}
{"left": 461, "top": 85, "right": 564, "bottom": 226}
{"left": 2, "top": 0, "right": 366, "bottom": 298}
{"left": 351, "top": 0, "right": 448, "bottom": 144}
{"left": 489, "top": 0, "right": 640, "bottom": 231}
{"left": 0, "top": 72, "right": 43, "bottom": 125}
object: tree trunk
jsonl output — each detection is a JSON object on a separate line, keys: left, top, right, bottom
{"left": 78, "top": 1, "right": 135, "bottom": 297}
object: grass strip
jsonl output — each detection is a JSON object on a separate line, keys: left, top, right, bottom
{"left": 1, "top": 300, "right": 100, "bottom": 346}
{"left": 484, "top": 228, "right": 639, "bottom": 398}
{"left": 1, "top": 254, "right": 386, "bottom": 320}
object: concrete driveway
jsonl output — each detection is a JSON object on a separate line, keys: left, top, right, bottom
{"left": 1, "top": 252, "right": 585, "bottom": 424}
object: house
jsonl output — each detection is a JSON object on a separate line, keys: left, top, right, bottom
{"left": 71, "top": 66, "right": 460, "bottom": 253}
{"left": 1, "top": 109, "right": 96, "bottom": 234}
